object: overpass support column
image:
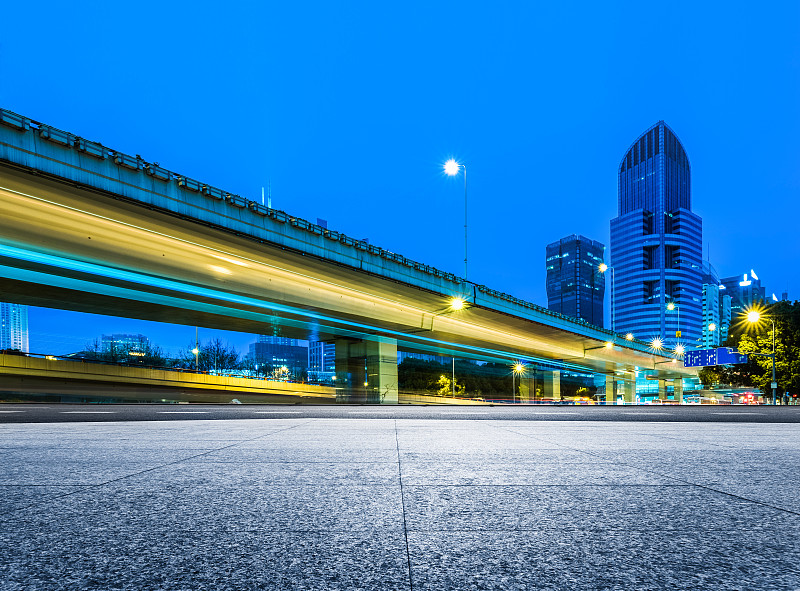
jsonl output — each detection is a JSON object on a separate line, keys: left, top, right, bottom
{"left": 673, "top": 379, "right": 684, "bottom": 404}
{"left": 623, "top": 379, "right": 636, "bottom": 404}
{"left": 334, "top": 338, "right": 397, "bottom": 404}
{"left": 605, "top": 375, "right": 615, "bottom": 404}
{"left": 519, "top": 376, "right": 534, "bottom": 403}
{"left": 543, "top": 371, "right": 561, "bottom": 401}
{"left": 658, "top": 379, "right": 667, "bottom": 402}
{"left": 366, "top": 340, "right": 398, "bottom": 404}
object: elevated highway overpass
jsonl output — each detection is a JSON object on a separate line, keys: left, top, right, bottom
{"left": 0, "top": 108, "right": 696, "bottom": 403}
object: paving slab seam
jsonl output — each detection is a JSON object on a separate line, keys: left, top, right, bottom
{"left": 493, "top": 423, "right": 800, "bottom": 518}
{"left": 0, "top": 419, "right": 315, "bottom": 519}
{"left": 642, "top": 432, "right": 740, "bottom": 449}
{"left": 400, "top": 483, "right": 693, "bottom": 488}
{"left": 394, "top": 419, "right": 414, "bottom": 591}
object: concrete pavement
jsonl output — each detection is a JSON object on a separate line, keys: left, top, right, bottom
{"left": 1, "top": 416, "right": 799, "bottom": 590}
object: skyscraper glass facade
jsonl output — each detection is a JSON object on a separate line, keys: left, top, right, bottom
{"left": 610, "top": 122, "right": 702, "bottom": 347}
{"left": 546, "top": 235, "right": 605, "bottom": 327}
{"left": 0, "top": 302, "right": 28, "bottom": 352}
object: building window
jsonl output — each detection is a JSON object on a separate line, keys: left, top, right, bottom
{"left": 643, "top": 211, "right": 654, "bottom": 235}
{"left": 644, "top": 281, "right": 659, "bottom": 302}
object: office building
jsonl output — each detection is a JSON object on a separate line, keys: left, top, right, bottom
{"left": 700, "top": 262, "right": 731, "bottom": 349}
{"left": 0, "top": 302, "right": 28, "bottom": 352}
{"left": 720, "top": 270, "right": 766, "bottom": 321}
{"left": 610, "top": 122, "right": 703, "bottom": 347}
{"left": 308, "top": 341, "right": 335, "bottom": 382}
{"left": 101, "top": 333, "right": 149, "bottom": 353}
{"left": 248, "top": 335, "right": 308, "bottom": 376}
{"left": 545, "top": 234, "right": 605, "bottom": 326}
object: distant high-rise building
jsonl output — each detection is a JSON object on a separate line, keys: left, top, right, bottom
{"left": 720, "top": 269, "right": 767, "bottom": 321}
{"left": 545, "top": 235, "right": 605, "bottom": 326}
{"left": 700, "top": 262, "right": 731, "bottom": 349}
{"left": 0, "top": 303, "right": 28, "bottom": 352}
{"left": 308, "top": 341, "right": 335, "bottom": 382}
{"left": 248, "top": 336, "right": 308, "bottom": 376}
{"left": 610, "top": 122, "right": 703, "bottom": 347}
{"left": 101, "top": 333, "right": 149, "bottom": 353}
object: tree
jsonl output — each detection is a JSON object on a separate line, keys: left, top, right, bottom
{"left": 712, "top": 300, "right": 800, "bottom": 398}
{"left": 76, "top": 339, "right": 168, "bottom": 367}
{"left": 179, "top": 338, "right": 240, "bottom": 373}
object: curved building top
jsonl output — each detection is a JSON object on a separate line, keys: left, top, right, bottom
{"left": 618, "top": 121, "right": 691, "bottom": 216}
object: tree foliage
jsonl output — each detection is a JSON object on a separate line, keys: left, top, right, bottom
{"left": 77, "top": 339, "right": 169, "bottom": 367}
{"left": 178, "top": 338, "right": 241, "bottom": 373}
{"left": 704, "top": 300, "right": 800, "bottom": 397}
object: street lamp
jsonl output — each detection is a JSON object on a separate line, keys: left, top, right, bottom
{"left": 666, "top": 301, "right": 681, "bottom": 348}
{"left": 745, "top": 309, "right": 777, "bottom": 405}
{"left": 598, "top": 263, "right": 615, "bottom": 331}
{"left": 512, "top": 362, "right": 525, "bottom": 404}
{"left": 705, "top": 322, "right": 717, "bottom": 348}
{"left": 443, "top": 159, "right": 468, "bottom": 280}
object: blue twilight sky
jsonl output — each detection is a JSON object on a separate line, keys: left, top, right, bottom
{"left": 1, "top": 1, "right": 799, "bottom": 355}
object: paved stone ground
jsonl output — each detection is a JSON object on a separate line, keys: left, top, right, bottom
{"left": 0, "top": 418, "right": 798, "bottom": 590}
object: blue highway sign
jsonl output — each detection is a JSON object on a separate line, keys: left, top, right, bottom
{"left": 684, "top": 347, "right": 748, "bottom": 368}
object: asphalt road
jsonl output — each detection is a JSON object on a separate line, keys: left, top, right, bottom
{"left": 0, "top": 403, "right": 797, "bottom": 423}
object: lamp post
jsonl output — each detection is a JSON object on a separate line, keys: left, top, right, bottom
{"left": 192, "top": 326, "right": 199, "bottom": 372}
{"left": 745, "top": 310, "right": 777, "bottom": 405}
{"left": 666, "top": 301, "right": 680, "bottom": 344}
{"left": 707, "top": 322, "right": 717, "bottom": 348}
{"left": 598, "top": 264, "right": 615, "bottom": 331}
{"left": 444, "top": 159, "right": 468, "bottom": 280}
{"left": 512, "top": 363, "right": 525, "bottom": 404}
{"left": 452, "top": 357, "right": 456, "bottom": 398}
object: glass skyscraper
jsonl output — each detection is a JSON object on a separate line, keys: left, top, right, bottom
{"left": 546, "top": 234, "right": 605, "bottom": 327}
{"left": 610, "top": 122, "right": 702, "bottom": 347}
{"left": 0, "top": 302, "right": 28, "bottom": 352}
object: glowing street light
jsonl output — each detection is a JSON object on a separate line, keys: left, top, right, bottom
{"left": 674, "top": 344, "right": 685, "bottom": 356}
{"left": 708, "top": 323, "right": 716, "bottom": 332}
{"left": 444, "top": 159, "right": 460, "bottom": 176}
{"left": 625, "top": 333, "right": 634, "bottom": 341}
{"left": 450, "top": 297, "right": 466, "bottom": 310}
{"left": 650, "top": 337, "right": 664, "bottom": 351}
{"left": 744, "top": 308, "right": 778, "bottom": 405}
{"left": 443, "top": 159, "right": 468, "bottom": 279}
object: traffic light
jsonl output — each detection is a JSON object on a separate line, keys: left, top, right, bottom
{"left": 676, "top": 330, "right": 682, "bottom": 338}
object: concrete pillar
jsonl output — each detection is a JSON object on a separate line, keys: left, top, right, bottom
{"left": 334, "top": 338, "right": 397, "bottom": 404}
{"left": 366, "top": 340, "right": 398, "bottom": 404}
{"left": 519, "top": 376, "right": 534, "bottom": 403}
{"left": 543, "top": 370, "right": 561, "bottom": 401}
{"left": 658, "top": 379, "right": 667, "bottom": 401}
{"left": 605, "top": 375, "right": 615, "bottom": 404}
{"left": 623, "top": 379, "right": 635, "bottom": 404}
{"left": 673, "top": 379, "right": 684, "bottom": 404}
